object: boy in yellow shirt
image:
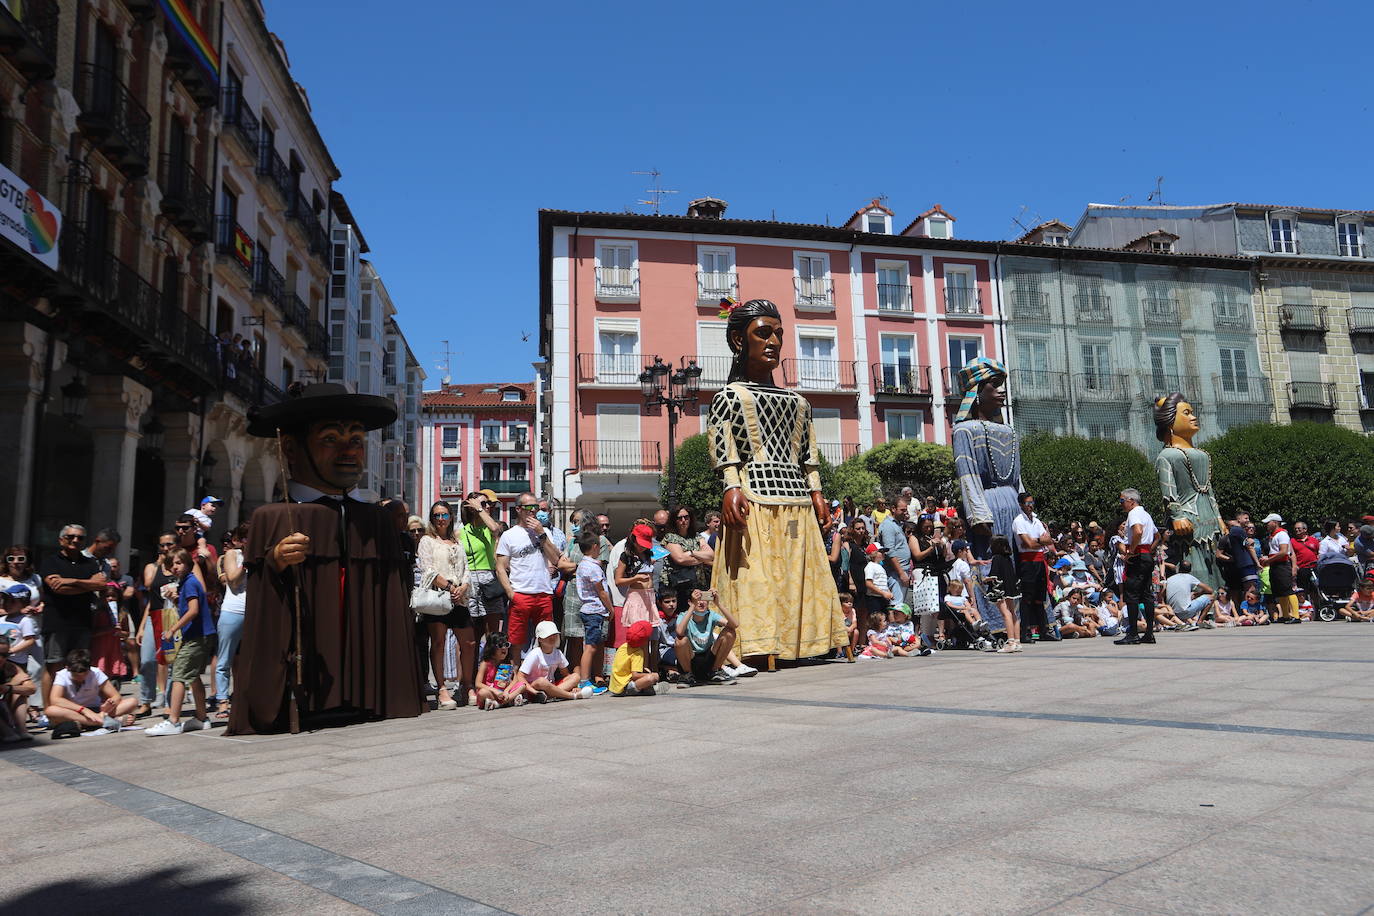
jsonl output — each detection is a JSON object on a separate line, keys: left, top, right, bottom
{"left": 610, "top": 619, "right": 666, "bottom": 697}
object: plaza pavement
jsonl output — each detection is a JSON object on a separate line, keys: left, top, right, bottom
{"left": 3, "top": 624, "right": 1373, "bottom": 915}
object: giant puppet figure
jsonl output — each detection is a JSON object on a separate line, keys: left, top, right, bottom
{"left": 708, "top": 298, "right": 847, "bottom": 662}
{"left": 228, "top": 382, "right": 425, "bottom": 735}
{"left": 1153, "top": 393, "right": 1225, "bottom": 589}
{"left": 950, "top": 357, "right": 1024, "bottom": 628}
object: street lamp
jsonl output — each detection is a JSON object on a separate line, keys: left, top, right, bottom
{"left": 60, "top": 375, "right": 88, "bottom": 421}
{"left": 640, "top": 355, "right": 702, "bottom": 507}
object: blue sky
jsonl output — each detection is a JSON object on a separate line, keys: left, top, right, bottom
{"left": 267, "top": 0, "right": 1374, "bottom": 386}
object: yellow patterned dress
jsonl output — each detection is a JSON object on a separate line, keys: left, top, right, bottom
{"left": 708, "top": 381, "right": 847, "bottom": 659}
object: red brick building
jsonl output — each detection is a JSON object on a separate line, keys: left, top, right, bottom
{"left": 419, "top": 382, "right": 536, "bottom": 521}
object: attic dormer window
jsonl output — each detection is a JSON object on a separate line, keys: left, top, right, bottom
{"left": 502, "top": 390, "right": 521, "bottom": 401}
{"left": 866, "top": 212, "right": 888, "bottom": 234}
{"left": 1151, "top": 238, "right": 1174, "bottom": 253}
{"left": 927, "top": 218, "right": 948, "bottom": 239}
{"left": 1268, "top": 210, "right": 1298, "bottom": 254}
{"left": 1045, "top": 234, "right": 1067, "bottom": 246}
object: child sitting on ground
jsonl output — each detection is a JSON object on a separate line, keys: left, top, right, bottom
{"left": 861, "top": 609, "right": 893, "bottom": 658}
{"left": 610, "top": 620, "right": 666, "bottom": 696}
{"left": 674, "top": 589, "right": 739, "bottom": 686}
{"left": 516, "top": 621, "right": 592, "bottom": 702}
{"left": 574, "top": 529, "right": 611, "bottom": 696}
{"left": 839, "top": 592, "right": 858, "bottom": 657}
{"left": 45, "top": 648, "right": 136, "bottom": 737}
{"left": 474, "top": 633, "right": 521, "bottom": 709}
{"left": 1339, "top": 578, "right": 1374, "bottom": 622}
{"left": 1238, "top": 585, "right": 1267, "bottom": 625}
{"left": 654, "top": 591, "right": 682, "bottom": 676}
{"left": 885, "top": 604, "right": 928, "bottom": 656}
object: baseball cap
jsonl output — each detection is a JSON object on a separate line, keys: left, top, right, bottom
{"left": 201, "top": 496, "right": 223, "bottom": 506}
{"left": 830, "top": 500, "right": 840, "bottom": 508}
{"left": 950, "top": 538, "right": 969, "bottom": 553}
{"left": 626, "top": 619, "right": 652, "bottom": 646}
{"left": 533, "top": 620, "right": 560, "bottom": 641}
{"left": 1053, "top": 557, "right": 1072, "bottom": 570}
{"left": 1261, "top": 513, "right": 1283, "bottom": 524}
{"left": 478, "top": 488, "right": 499, "bottom": 504}
{"left": 631, "top": 523, "right": 655, "bottom": 550}
{"left": 3, "top": 583, "right": 30, "bottom": 599}
{"left": 864, "top": 543, "right": 882, "bottom": 555}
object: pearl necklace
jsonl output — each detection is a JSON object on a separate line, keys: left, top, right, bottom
{"left": 1168, "top": 446, "right": 1211, "bottom": 495}
{"left": 980, "top": 420, "right": 1017, "bottom": 482}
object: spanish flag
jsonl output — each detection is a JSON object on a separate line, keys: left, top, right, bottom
{"left": 234, "top": 226, "right": 253, "bottom": 270}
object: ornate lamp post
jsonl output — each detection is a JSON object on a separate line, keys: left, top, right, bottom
{"left": 639, "top": 356, "right": 702, "bottom": 507}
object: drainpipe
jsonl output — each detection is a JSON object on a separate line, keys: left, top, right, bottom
{"left": 993, "top": 245, "right": 1011, "bottom": 427}
{"left": 570, "top": 216, "right": 580, "bottom": 481}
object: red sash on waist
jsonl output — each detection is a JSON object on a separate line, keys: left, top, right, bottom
{"left": 1018, "top": 551, "right": 1045, "bottom": 562}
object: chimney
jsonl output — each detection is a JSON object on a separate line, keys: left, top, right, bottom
{"left": 687, "top": 197, "right": 728, "bottom": 219}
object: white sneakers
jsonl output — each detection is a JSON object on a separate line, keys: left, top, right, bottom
{"left": 145, "top": 718, "right": 212, "bottom": 736}
{"left": 996, "top": 639, "right": 1022, "bottom": 654}
{"left": 723, "top": 663, "right": 758, "bottom": 678}
{"left": 577, "top": 685, "right": 594, "bottom": 699}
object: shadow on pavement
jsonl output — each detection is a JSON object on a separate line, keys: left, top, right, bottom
{"left": 4, "top": 866, "right": 256, "bottom": 913}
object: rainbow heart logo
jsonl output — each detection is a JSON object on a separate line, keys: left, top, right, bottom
{"left": 24, "top": 189, "right": 58, "bottom": 255}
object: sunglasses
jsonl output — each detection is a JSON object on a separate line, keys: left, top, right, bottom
{"left": 5, "top": 556, "right": 27, "bottom": 563}
{"left": 174, "top": 525, "right": 194, "bottom": 531}
{"left": 431, "top": 513, "right": 450, "bottom": 519}
{"left": 516, "top": 504, "right": 537, "bottom": 511}
{"left": 158, "top": 543, "right": 175, "bottom": 549}
{"left": 408, "top": 528, "right": 424, "bottom": 535}
{"left": 61, "top": 534, "right": 86, "bottom": 542}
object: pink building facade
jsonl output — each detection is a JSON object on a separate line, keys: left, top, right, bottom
{"left": 537, "top": 202, "right": 1004, "bottom": 515}
{"left": 418, "top": 382, "right": 535, "bottom": 523}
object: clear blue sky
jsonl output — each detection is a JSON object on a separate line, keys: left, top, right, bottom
{"left": 267, "top": 1, "right": 1374, "bottom": 386}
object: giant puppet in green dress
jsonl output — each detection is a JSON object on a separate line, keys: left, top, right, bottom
{"left": 1152, "top": 393, "right": 1226, "bottom": 589}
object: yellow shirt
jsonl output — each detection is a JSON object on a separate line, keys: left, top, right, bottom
{"left": 610, "top": 644, "right": 646, "bottom": 694}
{"left": 872, "top": 509, "right": 891, "bottom": 527}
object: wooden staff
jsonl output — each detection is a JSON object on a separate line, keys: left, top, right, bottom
{"left": 275, "top": 429, "right": 305, "bottom": 735}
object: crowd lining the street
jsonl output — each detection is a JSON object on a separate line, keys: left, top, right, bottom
{"left": 4, "top": 485, "right": 1374, "bottom": 742}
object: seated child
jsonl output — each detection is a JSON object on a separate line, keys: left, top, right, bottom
{"left": 1212, "top": 587, "right": 1241, "bottom": 626}
{"left": 673, "top": 588, "right": 739, "bottom": 686}
{"left": 861, "top": 609, "right": 893, "bottom": 658}
{"left": 516, "top": 621, "right": 592, "bottom": 702}
{"left": 1053, "top": 589, "right": 1098, "bottom": 638}
{"left": 1238, "top": 585, "right": 1267, "bottom": 626}
{"left": 45, "top": 649, "right": 136, "bottom": 737}
{"left": 1339, "top": 579, "right": 1374, "bottom": 622}
{"left": 942, "top": 580, "right": 982, "bottom": 631}
{"left": 838, "top": 592, "right": 858, "bottom": 659}
{"left": 885, "top": 604, "right": 929, "bottom": 657}
{"left": 655, "top": 591, "right": 682, "bottom": 676}
{"left": 1094, "top": 591, "right": 1123, "bottom": 637}
{"left": 474, "top": 633, "right": 521, "bottom": 709}
{"left": 610, "top": 620, "right": 665, "bottom": 696}
{"left": 1152, "top": 601, "right": 1186, "bottom": 631}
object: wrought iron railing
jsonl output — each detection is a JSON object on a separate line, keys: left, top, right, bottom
{"left": 1009, "top": 369, "right": 1065, "bottom": 400}
{"left": 794, "top": 277, "right": 834, "bottom": 308}
{"left": 74, "top": 64, "right": 151, "bottom": 175}
{"left": 1074, "top": 293, "right": 1112, "bottom": 321}
{"left": 1010, "top": 289, "right": 1049, "bottom": 319}
{"left": 159, "top": 154, "right": 213, "bottom": 240}
{"left": 782, "top": 358, "right": 858, "bottom": 390}
{"left": 871, "top": 362, "right": 931, "bottom": 396}
{"left": 1213, "top": 373, "right": 1270, "bottom": 406}
{"left": 1142, "top": 296, "right": 1181, "bottom": 325}
{"left": 1347, "top": 307, "right": 1374, "bottom": 334}
{"left": 944, "top": 286, "right": 981, "bottom": 315}
{"left": 1212, "top": 298, "right": 1251, "bottom": 328}
{"left": 481, "top": 438, "right": 530, "bottom": 454}
{"left": 256, "top": 141, "right": 293, "bottom": 201}
{"left": 576, "top": 352, "right": 641, "bottom": 384}
{"left": 221, "top": 85, "right": 260, "bottom": 153}
{"left": 1074, "top": 372, "right": 1131, "bottom": 402}
{"left": 577, "top": 439, "right": 662, "bottom": 472}
{"left": 252, "top": 257, "right": 286, "bottom": 311}
{"left": 594, "top": 267, "right": 639, "bottom": 301}
{"left": 876, "top": 282, "right": 912, "bottom": 312}
{"left": 0, "top": 0, "right": 59, "bottom": 72}
{"left": 284, "top": 293, "right": 309, "bottom": 332}
{"left": 307, "top": 319, "right": 330, "bottom": 357}
{"left": 679, "top": 355, "right": 733, "bottom": 388}
{"left": 817, "top": 442, "right": 860, "bottom": 465}
{"left": 1287, "top": 380, "right": 1336, "bottom": 410}
{"left": 697, "top": 271, "right": 738, "bottom": 302}
{"left": 1279, "top": 304, "right": 1327, "bottom": 332}
{"left": 1146, "top": 374, "right": 1200, "bottom": 400}
{"left": 222, "top": 359, "right": 285, "bottom": 407}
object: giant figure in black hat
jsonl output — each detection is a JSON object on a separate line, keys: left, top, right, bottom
{"left": 227, "top": 383, "right": 425, "bottom": 735}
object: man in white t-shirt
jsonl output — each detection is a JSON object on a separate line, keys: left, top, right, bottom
{"left": 1116, "top": 488, "right": 1159, "bottom": 646}
{"left": 496, "top": 493, "right": 575, "bottom": 666}
{"left": 1165, "top": 560, "right": 1214, "bottom": 629}
{"left": 1011, "top": 492, "right": 1056, "bottom": 642}
{"left": 1260, "top": 513, "right": 1300, "bottom": 623}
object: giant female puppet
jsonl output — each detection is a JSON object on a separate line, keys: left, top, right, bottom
{"left": 1153, "top": 392, "right": 1225, "bottom": 589}
{"left": 708, "top": 298, "right": 847, "bottom": 662}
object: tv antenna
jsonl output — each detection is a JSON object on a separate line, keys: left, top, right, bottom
{"left": 435, "top": 339, "right": 454, "bottom": 386}
{"left": 1147, "top": 176, "right": 1165, "bottom": 204}
{"left": 1010, "top": 205, "right": 1045, "bottom": 236}
{"left": 632, "top": 168, "right": 678, "bottom": 214}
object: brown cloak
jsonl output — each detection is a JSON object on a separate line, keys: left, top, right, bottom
{"left": 227, "top": 500, "right": 425, "bottom": 735}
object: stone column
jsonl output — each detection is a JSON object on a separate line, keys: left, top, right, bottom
{"left": 85, "top": 376, "right": 152, "bottom": 569}
{"left": 0, "top": 323, "right": 48, "bottom": 545}
{"left": 162, "top": 411, "right": 202, "bottom": 528}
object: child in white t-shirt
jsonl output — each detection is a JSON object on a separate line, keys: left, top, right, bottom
{"left": 516, "top": 621, "right": 591, "bottom": 702}
{"left": 861, "top": 609, "right": 893, "bottom": 658}
{"left": 943, "top": 580, "right": 981, "bottom": 630}
{"left": 573, "top": 530, "right": 612, "bottom": 694}
{"left": 885, "top": 604, "right": 924, "bottom": 656}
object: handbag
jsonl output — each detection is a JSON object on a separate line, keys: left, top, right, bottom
{"left": 908, "top": 568, "right": 939, "bottom": 617}
{"left": 410, "top": 570, "right": 454, "bottom": 617}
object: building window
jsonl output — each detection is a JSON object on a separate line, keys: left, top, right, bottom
{"left": 796, "top": 330, "right": 837, "bottom": 389}
{"left": 595, "top": 320, "right": 639, "bottom": 383}
{"left": 879, "top": 335, "right": 916, "bottom": 390}
{"left": 1150, "top": 239, "right": 1174, "bottom": 253}
{"left": 876, "top": 261, "right": 911, "bottom": 311}
{"left": 508, "top": 462, "right": 527, "bottom": 481}
{"left": 595, "top": 241, "right": 638, "bottom": 301}
{"left": 698, "top": 246, "right": 737, "bottom": 301}
{"left": 1044, "top": 234, "right": 1067, "bottom": 246}
{"left": 948, "top": 337, "right": 982, "bottom": 385}
{"left": 927, "top": 218, "right": 949, "bottom": 239}
{"left": 1219, "top": 348, "right": 1250, "bottom": 394}
{"left": 1269, "top": 214, "right": 1297, "bottom": 253}
{"left": 441, "top": 426, "right": 460, "bottom": 453}
{"left": 794, "top": 252, "right": 832, "bottom": 308}
{"left": 1149, "top": 344, "right": 1182, "bottom": 393}
{"left": 1338, "top": 220, "right": 1363, "bottom": 258}
{"left": 865, "top": 212, "right": 888, "bottom": 234}
{"left": 502, "top": 389, "right": 521, "bottom": 401}
{"left": 482, "top": 461, "right": 500, "bottom": 481}
{"left": 440, "top": 463, "right": 461, "bottom": 493}
{"left": 1081, "top": 342, "right": 1111, "bottom": 388}
{"left": 944, "top": 267, "right": 979, "bottom": 314}
{"left": 885, "top": 410, "right": 923, "bottom": 441}
{"left": 1017, "top": 339, "right": 1050, "bottom": 389}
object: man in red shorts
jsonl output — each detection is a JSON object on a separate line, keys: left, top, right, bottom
{"left": 496, "top": 492, "right": 574, "bottom": 668}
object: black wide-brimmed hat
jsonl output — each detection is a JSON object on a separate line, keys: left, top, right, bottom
{"left": 247, "top": 382, "right": 398, "bottom": 438}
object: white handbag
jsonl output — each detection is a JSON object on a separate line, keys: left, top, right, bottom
{"left": 908, "top": 568, "right": 939, "bottom": 616}
{"left": 410, "top": 570, "right": 454, "bottom": 617}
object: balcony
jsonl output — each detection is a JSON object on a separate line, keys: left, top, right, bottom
{"left": 288, "top": 189, "right": 325, "bottom": 248}
{"left": 57, "top": 225, "right": 217, "bottom": 389}
{"left": 160, "top": 3, "right": 218, "bottom": 108}
{"left": 480, "top": 438, "right": 530, "bottom": 456}
{"left": 252, "top": 257, "right": 286, "bottom": 312}
{"left": 283, "top": 293, "right": 310, "bottom": 335}
{"left": 0, "top": 0, "right": 58, "bottom": 79}
{"left": 1347, "top": 307, "right": 1374, "bottom": 335}
{"left": 794, "top": 277, "right": 834, "bottom": 310}
{"left": 307, "top": 319, "right": 329, "bottom": 358}
{"left": 679, "top": 355, "right": 733, "bottom": 389}
{"left": 577, "top": 352, "right": 642, "bottom": 385}
{"left": 213, "top": 216, "right": 253, "bottom": 276}
{"left": 1009, "top": 369, "right": 1066, "bottom": 402}
{"left": 1279, "top": 304, "right": 1327, "bottom": 333}
{"left": 1213, "top": 373, "right": 1271, "bottom": 407}
{"left": 1212, "top": 298, "right": 1251, "bottom": 329}
{"left": 1074, "top": 293, "right": 1112, "bottom": 322}
{"left": 944, "top": 287, "right": 982, "bottom": 316}
{"left": 876, "top": 283, "right": 913, "bottom": 312}
{"left": 817, "top": 442, "right": 860, "bottom": 465}
{"left": 871, "top": 363, "right": 932, "bottom": 397}
{"left": 74, "top": 64, "right": 152, "bottom": 178}
{"left": 782, "top": 358, "right": 859, "bottom": 391}
{"left": 1074, "top": 372, "right": 1132, "bottom": 403}
{"left": 594, "top": 267, "right": 639, "bottom": 303}
{"left": 159, "top": 155, "right": 214, "bottom": 243}
{"left": 220, "top": 86, "right": 259, "bottom": 159}
{"left": 1142, "top": 296, "right": 1181, "bottom": 326}
{"left": 256, "top": 142, "right": 293, "bottom": 205}
{"left": 1287, "top": 381, "right": 1336, "bottom": 411}
{"left": 221, "top": 359, "right": 285, "bottom": 408}
{"left": 1010, "top": 290, "right": 1049, "bottom": 320}
{"left": 1361, "top": 383, "right": 1374, "bottom": 411}
{"left": 1145, "top": 374, "right": 1200, "bottom": 400}
{"left": 697, "top": 271, "right": 738, "bottom": 304}
{"left": 577, "top": 439, "right": 662, "bottom": 472}
{"left": 479, "top": 479, "right": 530, "bottom": 494}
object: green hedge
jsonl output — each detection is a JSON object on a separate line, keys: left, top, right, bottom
{"left": 851, "top": 439, "right": 956, "bottom": 503}
{"left": 1020, "top": 434, "right": 1161, "bottom": 528}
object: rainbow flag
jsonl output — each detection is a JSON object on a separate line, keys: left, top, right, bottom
{"left": 159, "top": 0, "right": 219, "bottom": 89}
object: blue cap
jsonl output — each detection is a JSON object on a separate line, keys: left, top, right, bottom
{"left": 1053, "top": 557, "right": 1073, "bottom": 570}
{"left": 951, "top": 538, "right": 969, "bottom": 553}
{"left": 3, "top": 584, "right": 30, "bottom": 599}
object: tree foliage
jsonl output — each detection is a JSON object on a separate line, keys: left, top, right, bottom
{"left": 827, "top": 459, "right": 883, "bottom": 504}
{"left": 1204, "top": 422, "right": 1374, "bottom": 524}
{"left": 660, "top": 434, "right": 722, "bottom": 512}
{"left": 1020, "top": 434, "right": 1160, "bottom": 528}
{"left": 855, "top": 440, "right": 956, "bottom": 503}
